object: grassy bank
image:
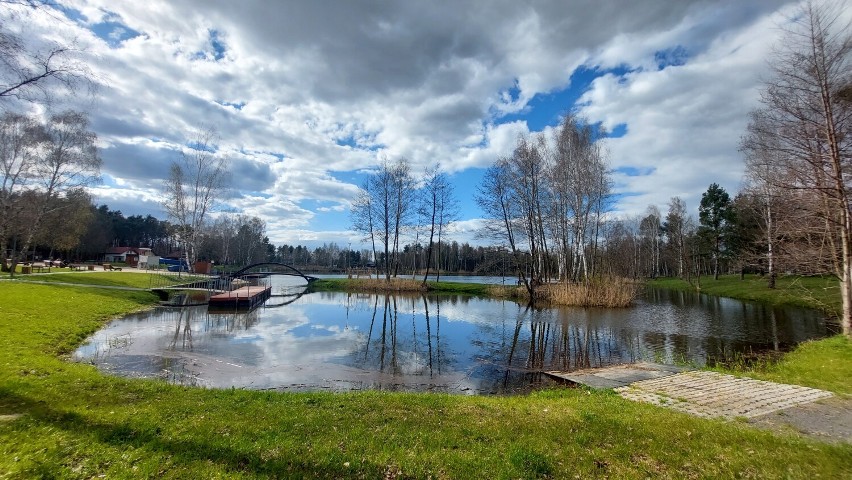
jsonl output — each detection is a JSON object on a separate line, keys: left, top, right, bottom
{"left": 7, "top": 271, "right": 206, "bottom": 289}
{"left": 649, "top": 274, "right": 841, "bottom": 316}
{"left": 713, "top": 335, "right": 852, "bottom": 395}
{"left": 0, "top": 282, "right": 850, "bottom": 478}
{"left": 310, "top": 277, "right": 495, "bottom": 296}
{"left": 310, "top": 277, "right": 636, "bottom": 306}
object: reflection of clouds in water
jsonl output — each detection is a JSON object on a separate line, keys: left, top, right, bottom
{"left": 226, "top": 305, "right": 364, "bottom": 366}
{"left": 73, "top": 287, "right": 830, "bottom": 394}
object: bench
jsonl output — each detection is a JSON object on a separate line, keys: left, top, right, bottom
{"left": 103, "top": 264, "right": 123, "bottom": 271}
{"left": 70, "top": 264, "right": 87, "bottom": 271}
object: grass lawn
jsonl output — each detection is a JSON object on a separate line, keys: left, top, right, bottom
{"left": 0, "top": 281, "right": 850, "bottom": 478}
{"left": 7, "top": 271, "right": 205, "bottom": 289}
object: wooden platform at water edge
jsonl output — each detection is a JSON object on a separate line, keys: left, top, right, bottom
{"left": 545, "top": 362, "right": 691, "bottom": 389}
{"left": 208, "top": 285, "right": 272, "bottom": 310}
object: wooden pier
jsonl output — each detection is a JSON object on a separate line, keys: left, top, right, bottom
{"left": 545, "top": 362, "right": 691, "bottom": 389}
{"left": 208, "top": 285, "right": 272, "bottom": 310}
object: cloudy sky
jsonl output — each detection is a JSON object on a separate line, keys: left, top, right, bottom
{"left": 5, "top": 0, "right": 807, "bottom": 247}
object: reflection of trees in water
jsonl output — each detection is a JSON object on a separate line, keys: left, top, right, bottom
{"left": 162, "top": 306, "right": 262, "bottom": 351}
{"left": 206, "top": 310, "right": 260, "bottom": 332}
{"left": 478, "top": 307, "right": 649, "bottom": 378}
{"left": 353, "top": 294, "right": 452, "bottom": 377}
{"left": 169, "top": 306, "right": 194, "bottom": 349}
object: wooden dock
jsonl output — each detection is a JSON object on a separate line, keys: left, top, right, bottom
{"left": 545, "top": 362, "right": 691, "bottom": 389}
{"left": 208, "top": 285, "right": 272, "bottom": 310}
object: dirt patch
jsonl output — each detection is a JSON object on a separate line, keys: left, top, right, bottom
{"left": 748, "top": 396, "right": 852, "bottom": 444}
{"left": 0, "top": 414, "right": 23, "bottom": 422}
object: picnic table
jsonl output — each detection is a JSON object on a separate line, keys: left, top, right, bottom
{"left": 103, "top": 264, "right": 123, "bottom": 271}
{"left": 29, "top": 262, "right": 50, "bottom": 273}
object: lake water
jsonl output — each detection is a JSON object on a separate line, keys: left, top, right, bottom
{"left": 73, "top": 276, "right": 834, "bottom": 395}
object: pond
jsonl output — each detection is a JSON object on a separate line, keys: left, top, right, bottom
{"left": 73, "top": 276, "right": 835, "bottom": 395}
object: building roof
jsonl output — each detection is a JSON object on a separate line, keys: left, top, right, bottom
{"left": 105, "top": 247, "right": 154, "bottom": 255}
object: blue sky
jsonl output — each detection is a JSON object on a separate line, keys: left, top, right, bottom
{"left": 5, "top": 0, "right": 810, "bottom": 248}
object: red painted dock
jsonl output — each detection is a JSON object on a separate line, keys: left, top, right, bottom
{"left": 208, "top": 285, "right": 272, "bottom": 310}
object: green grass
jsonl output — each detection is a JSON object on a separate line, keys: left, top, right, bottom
{"left": 715, "top": 335, "right": 852, "bottom": 395}
{"left": 0, "top": 281, "right": 850, "bottom": 478}
{"left": 10, "top": 272, "right": 205, "bottom": 289}
{"left": 649, "top": 274, "right": 842, "bottom": 316}
{"left": 310, "top": 278, "right": 495, "bottom": 296}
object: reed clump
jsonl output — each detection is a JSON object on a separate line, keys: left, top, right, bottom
{"left": 342, "top": 277, "right": 426, "bottom": 292}
{"left": 539, "top": 277, "right": 637, "bottom": 307}
{"left": 488, "top": 276, "right": 637, "bottom": 307}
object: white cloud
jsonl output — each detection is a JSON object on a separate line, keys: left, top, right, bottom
{"left": 578, "top": 3, "right": 798, "bottom": 217}
{"left": 4, "top": 0, "right": 799, "bottom": 243}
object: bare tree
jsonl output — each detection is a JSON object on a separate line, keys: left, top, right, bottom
{"left": 476, "top": 114, "right": 612, "bottom": 297}
{"left": 547, "top": 115, "right": 610, "bottom": 282}
{"left": 640, "top": 205, "right": 662, "bottom": 278}
{"left": 350, "top": 157, "right": 414, "bottom": 280}
{"left": 34, "top": 187, "right": 92, "bottom": 260}
{"left": 0, "top": 1, "right": 96, "bottom": 107}
{"left": 351, "top": 180, "right": 378, "bottom": 274}
{"left": 476, "top": 157, "right": 533, "bottom": 294}
{"left": 0, "top": 112, "right": 41, "bottom": 267}
{"left": 664, "top": 197, "right": 689, "bottom": 279}
{"left": 742, "top": 0, "right": 851, "bottom": 334}
{"left": 511, "top": 134, "right": 550, "bottom": 284}
{"left": 0, "top": 111, "right": 100, "bottom": 275}
{"left": 419, "top": 163, "right": 458, "bottom": 284}
{"left": 162, "top": 128, "right": 228, "bottom": 272}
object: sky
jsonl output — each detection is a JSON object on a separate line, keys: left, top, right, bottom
{"left": 3, "top": 0, "right": 814, "bottom": 248}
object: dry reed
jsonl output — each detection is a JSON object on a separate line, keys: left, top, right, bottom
{"left": 342, "top": 278, "right": 426, "bottom": 293}
{"left": 488, "top": 276, "right": 637, "bottom": 307}
{"left": 537, "top": 277, "right": 637, "bottom": 307}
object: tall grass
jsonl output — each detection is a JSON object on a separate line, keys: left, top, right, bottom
{"left": 487, "top": 277, "right": 637, "bottom": 307}
{"left": 333, "top": 277, "right": 426, "bottom": 292}
{"left": 538, "top": 277, "right": 637, "bottom": 307}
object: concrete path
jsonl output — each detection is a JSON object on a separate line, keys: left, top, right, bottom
{"left": 547, "top": 363, "right": 848, "bottom": 442}
{"left": 614, "top": 370, "right": 833, "bottom": 419}
{"left": 748, "top": 396, "right": 852, "bottom": 444}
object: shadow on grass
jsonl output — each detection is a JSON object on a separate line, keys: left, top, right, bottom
{"left": 1, "top": 387, "right": 385, "bottom": 477}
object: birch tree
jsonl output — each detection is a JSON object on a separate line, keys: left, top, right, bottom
{"left": 162, "top": 128, "right": 228, "bottom": 272}
{"left": 0, "top": 111, "right": 100, "bottom": 275}
{"left": 419, "top": 163, "right": 457, "bottom": 285}
{"left": 664, "top": 197, "right": 689, "bottom": 279}
{"left": 350, "top": 157, "right": 414, "bottom": 280}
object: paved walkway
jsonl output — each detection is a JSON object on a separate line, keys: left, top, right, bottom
{"left": 547, "top": 363, "right": 848, "bottom": 442}
{"left": 614, "top": 370, "right": 833, "bottom": 419}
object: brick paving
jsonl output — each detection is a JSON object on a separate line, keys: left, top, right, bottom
{"left": 614, "top": 370, "right": 833, "bottom": 419}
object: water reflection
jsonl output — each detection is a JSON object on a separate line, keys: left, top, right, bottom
{"left": 73, "top": 282, "right": 834, "bottom": 395}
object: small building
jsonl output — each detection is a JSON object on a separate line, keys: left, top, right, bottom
{"left": 103, "top": 247, "right": 155, "bottom": 267}
{"left": 138, "top": 255, "right": 161, "bottom": 269}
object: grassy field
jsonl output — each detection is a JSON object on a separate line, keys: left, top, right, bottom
{"left": 7, "top": 271, "right": 205, "bottom": 289}
{"left": 0, "top": 281, "right": 850, "bottom": 478}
